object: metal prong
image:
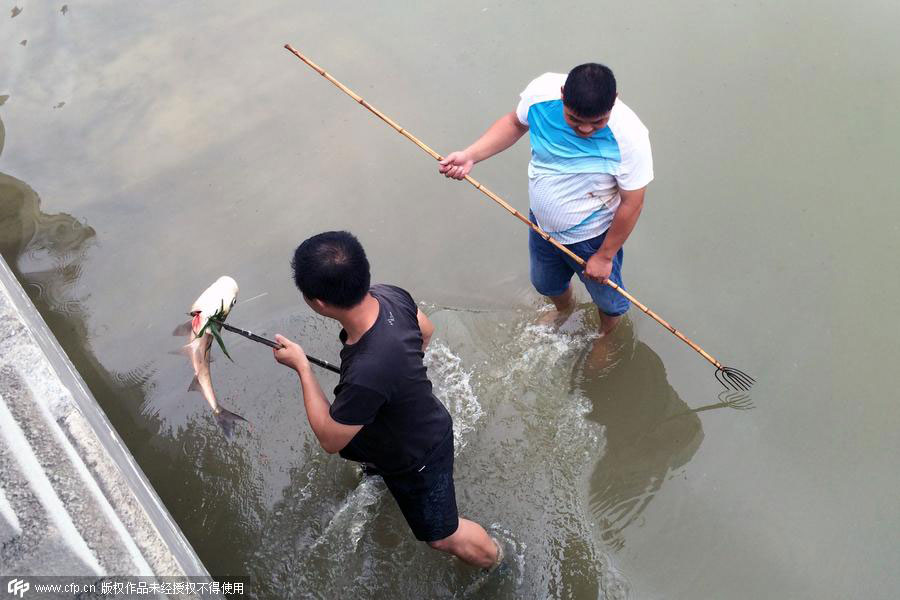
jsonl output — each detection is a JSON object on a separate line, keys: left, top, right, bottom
{"left": 716, "top": 367, "right": 755, "bottom": 391}
{"left": 724, "top": 368, "right": 755, "bottom": 390}
{"left": 715, "top": 368, "right": 729, "bottom": 389}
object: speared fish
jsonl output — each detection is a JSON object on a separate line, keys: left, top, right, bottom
{"left": 175, "top": 276, "right": 247, "bottom": 437}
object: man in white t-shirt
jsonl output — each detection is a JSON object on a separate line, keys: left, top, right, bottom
{"left": 439, "top": 63, "right": 653, "bottom": 336}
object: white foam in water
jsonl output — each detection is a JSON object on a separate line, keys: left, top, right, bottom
{"left": 307, "top": 477, "right": 385, "bottom": 555}
{"left": 501, "top": 319, "right": 599, "bottom": 381}
{"left": 293, "top": 465, "right": 317, "bottom": 505}
{"left": 425, "top": 340, "right": 484, "bottom": 454}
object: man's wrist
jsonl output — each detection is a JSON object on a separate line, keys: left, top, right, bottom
{"left": 593, "top": 248, "right": 615, "bottom": 261}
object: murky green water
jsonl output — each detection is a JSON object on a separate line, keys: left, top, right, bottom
{"left": 2, "top": 1, "right": 900, "bottom": 598}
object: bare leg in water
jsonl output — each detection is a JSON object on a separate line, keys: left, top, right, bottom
{"left": 536, "top": 284, "right": 577, "bottom": 327}
{"left": 429, "top": 518, "right": 500, "bottom": 569}
{"left": 598, "top": 310, "right": 621, "bottom": 337}
{"left": 536, "top": 284, "right": 630, "bottom": 369}
{"left": 586, "top": 312, "right": 632, "bottom": 371}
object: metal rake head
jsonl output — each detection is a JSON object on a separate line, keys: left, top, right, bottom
{"left": 715, "top": 366, "right": 755, "bottom": 391}
{"left": 717, "top": 390, "right": 755, "bottom": 411}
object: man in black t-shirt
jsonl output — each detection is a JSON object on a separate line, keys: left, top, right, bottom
{"left": 272, "top": 231, "right": 500, "bottom": 569}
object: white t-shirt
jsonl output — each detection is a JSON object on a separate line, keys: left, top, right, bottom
{"left": 515, "top": 73, "right": 653, "bottom": 244}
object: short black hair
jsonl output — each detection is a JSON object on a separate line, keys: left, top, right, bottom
{"left": 562, "top": 63, "right": 617, "bottom": 118}
{"left": 291, "top": 231, "right": 370, "bottom": 308}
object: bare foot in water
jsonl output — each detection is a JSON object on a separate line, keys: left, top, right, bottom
{"left": 536, "top": 286, "right": 576, "bottom": 328}
{"left": 536, "top": 304, "right": 576, "bottom": 328}
{"left": 585, "top": 333, "right": 617, "bottom": 371}
{"left": 585, "top": 315, "right": 635, "bottom": 372}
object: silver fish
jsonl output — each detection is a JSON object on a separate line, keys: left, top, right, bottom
{"left": 175, "top": 276, "right": 246, "bottom": 437}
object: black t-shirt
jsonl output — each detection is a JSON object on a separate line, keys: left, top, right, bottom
{"left": 330, "top": 284, "right": 453, "bottom": 474}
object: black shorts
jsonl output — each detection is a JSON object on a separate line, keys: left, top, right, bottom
{"left": 379, "top": 430, "right": 459, "bottom": 542}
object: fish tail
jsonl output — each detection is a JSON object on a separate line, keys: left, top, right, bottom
{"left": 215, "top": 407, "right": 248, "bottom": 439}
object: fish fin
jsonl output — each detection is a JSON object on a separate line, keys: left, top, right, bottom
{"left": 169, "top": 345, "right": 192, "bottom": 357}
{"left": 172, "top": 321, "right": 193, "bottom": 336}
{"left": 188, "top": 376, "right": 202, "bottom": 392}
{"left": 215, "top": 408, "right": 248, "bottom": 439}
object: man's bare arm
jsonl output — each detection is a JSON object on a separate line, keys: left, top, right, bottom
{"left": 295, "top": 364, "right": 361, "bottom": 453}
{"left": 439, "top": 111, "right": 529, "bottom": 180}
{"left": 584, "top": 186, "right": 646, "bottom": 282}
{"left": 273, "top": 334, "right": 361, "bottom": 453}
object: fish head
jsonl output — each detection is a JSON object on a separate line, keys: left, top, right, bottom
{"left": 189, "top": 276, "right": 239, "bottom": 335}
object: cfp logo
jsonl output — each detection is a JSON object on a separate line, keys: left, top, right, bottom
{"left": 6, "top": 579, "right": 29, "bottom": 598}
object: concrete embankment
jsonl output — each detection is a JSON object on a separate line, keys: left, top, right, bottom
{"left": 0, "top": 253, "right": 211, "bottom": 582}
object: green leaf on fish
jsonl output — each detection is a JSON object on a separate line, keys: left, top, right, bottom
{"left": 194, "top": 301, "right": 234, "bottom": 362}
{"left": 209, "top": 321, "right": 234, "bottom": 362}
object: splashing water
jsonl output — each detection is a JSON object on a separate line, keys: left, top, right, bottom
{"left": 306, "top": 477, "right": 386, "bottom": 556}
{"left": 425, "top": 340, "right": 484, "bottom": 454}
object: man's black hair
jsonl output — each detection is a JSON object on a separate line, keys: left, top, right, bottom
{"left": 562, "top": 63, "right": 617, "bottom": 118}
{"left": 291, "top": 231, "right": 370, "bottom": 309}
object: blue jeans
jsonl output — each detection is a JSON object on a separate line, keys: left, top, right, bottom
{"left": 528, "top": 213, "right": 630, "bottom": 317}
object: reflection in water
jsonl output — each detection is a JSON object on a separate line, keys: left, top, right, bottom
{"left": 691, "top": 391, "right": 755, "bottom": 414}
{"left": 0, "top": 175, "right": 94, "bottom": 311}
{"left": 573, "top": 318, "right": 705, "bottom": 552}
{"left": 0, "top": 99, "right": 93, "bottom": 325}
{"left": 0, "top": 101, "right": 94, "bottom": 320}
{"left": 0, "top": 110, "right": 95, "bottom": 288}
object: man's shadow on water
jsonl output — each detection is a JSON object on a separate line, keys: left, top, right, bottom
{"left": 570, "top": 315, "right": 748, "bottom": 552}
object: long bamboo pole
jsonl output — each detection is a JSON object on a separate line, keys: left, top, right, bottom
{"left": 284, "top": 43, "right": 750, "bottom": 384}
